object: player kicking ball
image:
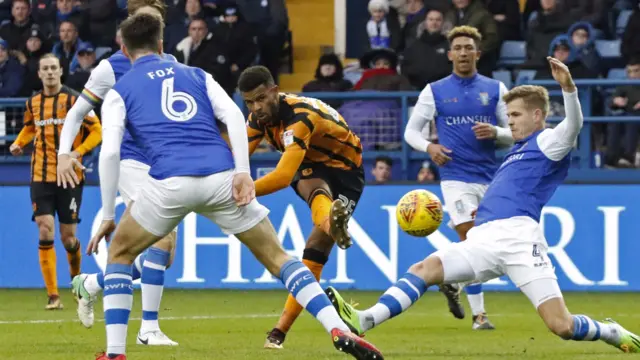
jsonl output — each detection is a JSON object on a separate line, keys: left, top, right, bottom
{"left": 238, "top": 66, "right": 364, "bottom": 349}
{"left": 324, "top": 57, "right": 640, "bottom": 353}
{"left": 57, "top": 0, "right": 178, "bottom": 346}
{"left": 89, "top": 13, "right": 383, "bottom": 360}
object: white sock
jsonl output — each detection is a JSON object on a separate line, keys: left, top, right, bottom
{"left": 572, "top": 315, "right": 621, "bottom": 344}
{"left": 84, "top": 273, "right": 103, "bottom": 296}
{"left": 465, "top": 284, "right": 485, "bottom": 316}
{"left": 140, "top": 248, "right": 169, "bottom": 334}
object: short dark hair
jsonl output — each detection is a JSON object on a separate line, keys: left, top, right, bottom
{"left": 238, "top": 66, "right": 275, "bottom": 92}
{"left": 375, "top": 156, "right": 393, "bottom": 167}
{"left": 628, "top": 56, "right": 640, "bottom": 66}
{"left": 119, "top": 12, "right": 163, "bottom": 56}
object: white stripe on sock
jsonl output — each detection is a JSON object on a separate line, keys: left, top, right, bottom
{"left": 143, "top": 261, "right": 166, "bottom": 271}
{"left": 399, "top": 278, "right": 420, "bottom": 298}
{"left": 385, "top": 286, "right": 412, "bottom": 310}
{"left": 284, "top": 268, "right": 307, "bottom": 289}
{"left": 141, "top": 284, "right": 163, "bottom": 312}
{"left": 105, "top": 273, "right": 131, "bottom": 281}
{"left": 584, "top": 317, "right": 599, "bottom": 341}
{"left": 104, "top": 294, "right": 133, "bottom": 311}
{"left": 294, "top": 283, "right": 318, "bottom": 308}
{"left": 316, "top": 305, "right": 349, "bottom": 333}
{"left": 106, "top": 324, "right": 128, "bottom": 355}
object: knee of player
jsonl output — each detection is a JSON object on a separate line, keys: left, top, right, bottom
{"left": 60, "top": 235, "right": 78, "bottom": 250}
{"left": 408, "top": 256, "right": 441, "bottom": 285}
{"left": 36, "top": 218, "right": 55, "bottom": 238}
{"left": 547, "top": 316, "right": 574, "bottom": 339}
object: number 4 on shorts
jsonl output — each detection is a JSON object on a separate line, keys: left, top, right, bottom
{"left": 70, "top": 197, "right": 78, "bottom": 213}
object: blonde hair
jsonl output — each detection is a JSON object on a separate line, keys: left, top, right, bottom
{"left": 447, "top": 25, "right": 482, "bottom": 47}
{"left": 503, "top": 85, "right": 550, "bottom": 118}
{"left": 38, "top": 53, "right": 59, "bottom": 68}
{"left": 127, "top": 0, "right": 166, "bottom": 19}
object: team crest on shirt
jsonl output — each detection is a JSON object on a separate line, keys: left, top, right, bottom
{"left": 478, "top": 92, "right": 490, "bottom": 106}
{"left": 282, "top": 129, "right": 294, "bottom": 147}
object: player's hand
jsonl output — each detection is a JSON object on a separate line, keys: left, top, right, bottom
{"left": 232, "top": 172, "right": 255, "bottom": 206}
{"left": 472, "top": 122, "right": 497, "bottom": 140}
{"left": 9, "top": 143, "right": 23, "bottom": 156}
{"left": 613, "top": 96, "right": 628, "bottom": 108}
{"left": 57, "top": 153, "right": 85, "bottom": 189}
{"left": 426, "top": 143, "right": 452, "bottom": 166}
{"left": 87, "top": 219, "right": 116, "bottom": 255}
{"left": 547, "top": 56, "right": 575, "bottom": 92}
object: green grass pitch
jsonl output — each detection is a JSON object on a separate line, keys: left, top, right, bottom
{"left": 1, "top": 289, "right": 638, "bottom": 359}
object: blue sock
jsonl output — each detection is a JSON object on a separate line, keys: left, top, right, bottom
{"left": 571, "top": 315, "right": 603, "bottom": 341}
{"left": 103, "top": 263, "right": 133, "bottom": 356}
{"left": 279, "top": 259, "right": 348, "bottom": 333}
{"left": 465, "top": 283, "right": 485, "bottom": 316}
{"left": 97, "top": 272, "right": 104, "bottom": 288}
{"left": 140, "top": 248, "right": 169, "bottom": 333}
{"left": 363, "top": 272, "right": 428, "bottom": 330}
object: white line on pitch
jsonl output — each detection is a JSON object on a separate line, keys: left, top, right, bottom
{"left": 0, "top": 313, "right": 279, "bottom": 325}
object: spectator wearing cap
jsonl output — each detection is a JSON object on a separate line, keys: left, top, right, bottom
{"left": 209, "top": 5, "right": 258, "bottom": 95}
{"left": 354, "top": 48, "right": 412, "bottom": 90}
{"left": 65, "top": 42, "right": 95, "bottom": 91}
{"left": 302, "top": 53, "right": 352, "bottom": 108}
{"left": 568, "top": 21, "right": 601, "bottom": 76}
{"left": 401, "top": 8, "right": 450, "bottom": 89}
{"left": 235, "top": 0, "right": 289, "bottom": 84}
{"left": 364, "top": 0, "right": 401, "bottom": 54}
{"left": 15, "top": 25, "right": 49, "bottom": 95}
{"left": 443, "top": 0, "right": 499, "bottom": 77}
{"left": 51, "top": 20, "right": 81, "bottom": 77}
{"left": 0, "top": 38, "right": 25, "bottom": 97}
{"left": 0, "top": 0, "right": 33, "bottom": 50}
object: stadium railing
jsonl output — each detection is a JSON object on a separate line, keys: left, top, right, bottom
{"left": 2, "top": 78, "right": 640, "bottom": 183}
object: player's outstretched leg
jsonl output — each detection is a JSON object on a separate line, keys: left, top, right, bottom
{"left": 136, "top": 232, "right": 178, "bottom": 346}
{"left": 236, "top": 217, "right": 383, "bottom": 360}
{"left": 523, "top": 279, "right": 640, "bottom": 353}
{"left": 465, "top": 283, "right": 495, "bottom": 330}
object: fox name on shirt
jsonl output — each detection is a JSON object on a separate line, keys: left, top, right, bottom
{"left": 109, "top": 54, "right": 234, "bottom": 179}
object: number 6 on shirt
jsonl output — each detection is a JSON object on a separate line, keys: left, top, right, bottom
{"left": 161, "top": 77, "right": 198, "bottom": 122}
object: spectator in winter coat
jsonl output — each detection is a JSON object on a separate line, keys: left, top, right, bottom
{"left": 621, "top": 4, "right": 640, "bottom": 62}
{"left": 209, "top": 5, "right": 258, "bottom": 95}
{"left": 173, "top": 18, "right": 219, "bottom": 78}
{"left": 65, "top": 42, "right": 95, "bottom": 91}
{"left": 562, "top": 0, "right": 608, "bottom": 31}
{"left": 400, "top": 0, "right": 427, "bottom": 50}
{"left": 51, "top": 20, "right": 80, "bottom": 77}
{"left": 568, "top": 21, "right": 601, "bottom": 76}
{"left": 482, "top": 0, "right": 521, "bottom": 41}
{"left": 0, "top": 0, "right": 33, "bottom": 50}
{"left": 401, "top": 8, "right": 450, "bottom": 89}
{"left": 41, "top": 0, "right": 87, "bottom": 41}
{"left": 14, "top": 25, "right": 49, "bottom": 96}
{"left": 523, "top": 0, "right": 573, "bottom": 69}
{"left": 365, "top": 0, "right": 401, "bottom": 53}
{"left": 302, "top": 53, "right": 352, "bottom": 108}
{"left": 0, "top": 38, "right": 25, "bottom": 97}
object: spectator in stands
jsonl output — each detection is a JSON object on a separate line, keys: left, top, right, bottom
{"left": 52, "top": 20, "right": 80, "bottom": 77}
{"left": 443, "top": 0, "right": 499, "bottom": 76}
{"left": 417, "top": 161, "right": 439, "bottom": 183}
{"left": 482, "top": 0, "right": 521, "bottom": 41}
{"left": 174, "top": 18, "right": 218, "bottom": 78}
{"left": 41, "top": 0, "right": 87, "bottom": 41}
{"left": 15, "top": 25, "right": 48, "bottom": 96}
{"left": 354, "top": 48, "right": 412, "bottom": 90}
{"left": 0, "top": 38, "right": 25, "bottom": 97}
{"left": 235, "top": 0, "right": 289, "bottom": 84}
{"left": 524, "top": 0, "right": 573, "bottom": 69}
{"left": 209, "top": 4, "right": 258, "bottom": 96}
{"left": 568, "top": 21, "right": 601, "bottom": 76}
{"left": 562, "top": 0, "right": 607, "bottom": 31}
{"left": 0, "top": 0, "right": 33, "bottom": 50}
{"left": 400, "top": 0, "right": 427, "bottom": 50}
{"left": 372, "top": 156, "right": 393, "bottom": 183}
{"left": 401, "top": 8, "right": 450, "bottom": 89}
{"left": 621, "top": 3, "right": 640, "bottom": 62}
{"left": 31, "top": 0, "right": 55, "bottom": 31}
{"left": 364, "top": 0, "right": 401, "bottom": 53}
{"left": 85, "top": 0, "right": 119, "bottom": 47}
{"left": 164, "top": 0, "right": 210, "bottom": 52}
{"left": 65, "top": 42, "right": 95, "bottom": 91}
{"left": 302, "top": 53, "right": 352, "bottom": 108}
{"left": 605, "top": 56, "right": 640, "bottom": 168}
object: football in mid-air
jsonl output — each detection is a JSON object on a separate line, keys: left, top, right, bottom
{"left": 396, "top": 189, "right": 443, "bottom": 237}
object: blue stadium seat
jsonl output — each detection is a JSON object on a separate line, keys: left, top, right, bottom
{"left": 595, "top": 39, "right": 622, "bottom": 58}
{"left": 617, "top": 10, "right": 633, "bottom": 36}
{"left": 492, "top": 70, "right": 512, "bottom": 88}
{"left": 515, "top": 70, "right": 537, "bottom": 85}
{"left": 608, "top": 68, "right": 627, "bottom": 79}
{"left": 498, "top": 41, "right": 526, "bottom": 66}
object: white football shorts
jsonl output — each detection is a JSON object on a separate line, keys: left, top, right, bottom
{"left": 440, "top": 180, "right": 488, "bottom": 227}
{"left": 118, "top": 159, "right": 151, "bottom": 206}
{"left": 130, "top": 169, "right": 270, "bottom": 237}
{"left": 433, "top": 216, "right": 561, "bottom": 308}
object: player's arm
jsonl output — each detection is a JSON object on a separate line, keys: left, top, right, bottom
{"left": 204, "top": 73, "right": 250, "bottom": 174}
{"left": 537, "top": 57, "right": 583, "bottom": 161}
{"left": 404, "top": 84, "right": 452, "bottom": 165}
{"left": 254, "top": 116, "right": 309, "bottom": 196}
{"left": 10, "top": 102, "right": 35, "bottom": 155}
{"left": 98, "top": 89, "right": 126, "bottom": 221}
{"left": 494, "top": 82, "right": 514, "bottom": 147}
{"left": 73, "top": 111, "right": 103, "bottom": 155}
{"left": 59, "top": 60, "right": 114, "bottom": 155}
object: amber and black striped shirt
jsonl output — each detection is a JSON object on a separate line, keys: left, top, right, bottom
{"left": 247, "top": 93, "right": 363, "bottom": 171}
{"left": 14, "top": 86, "right": 102, "bottom": 183}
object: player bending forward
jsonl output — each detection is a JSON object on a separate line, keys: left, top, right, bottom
{"left": 238, "top": 66, "right": 364, "bottom": 349}
{"left": 90, "top": 13, "right": 383, "bottom": 360}
{"left": 57, "top": 0, "right": 178, "bottom": 346}
{"left": 404, "top": 26, "right": 513, "bottom": 329}
{"left": 325, "top": 57, "right": 640, "bottom": 353}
